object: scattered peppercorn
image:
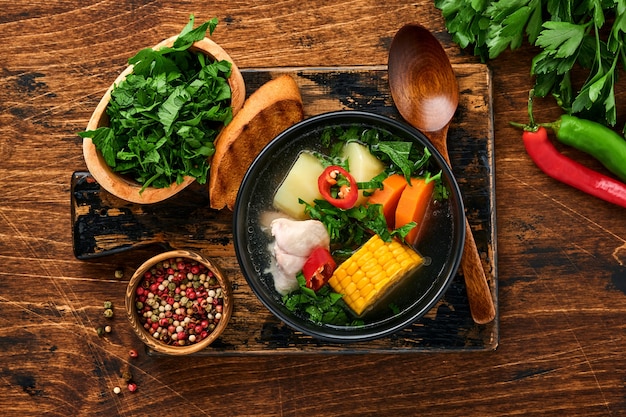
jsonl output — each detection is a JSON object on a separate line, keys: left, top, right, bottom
{"left": 129, "top": 349, "right": 138, "bottom": 358}
{"left": 113, "top": 386, "right": 121, "bottom": 395}
{"left": 103, "top": 308, "right": 114, "bottom": 318}
{"left": 121, "top": 368, "right": 133, "bottom": 383}
{"left": 114, "top": 269, "right": 124, "bottom": 279}
{"left": 104, "top": 301, "right": 113, "bottom": 309}
{"left": 104, "top": 325, "right": 112, "bottom": 333}
{"left": 96, "top": 327, "right": 105, "bottom": 337}
{"left": 134, "top": 257, "right": 226, "bottom": 347}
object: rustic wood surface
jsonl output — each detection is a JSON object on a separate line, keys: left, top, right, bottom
{"left": 1, "top": 1, "right": 626, "bottom": 416}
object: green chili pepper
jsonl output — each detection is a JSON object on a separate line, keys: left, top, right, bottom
{"left": 543, "top": 115, "right": 626, "bottom": 183}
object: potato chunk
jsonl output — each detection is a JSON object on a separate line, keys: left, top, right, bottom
{"left": 273, "top": 152, "right": 325, "bottom": 219}
{"left": 341, "top": 142, "right": 385, "bottom": 205}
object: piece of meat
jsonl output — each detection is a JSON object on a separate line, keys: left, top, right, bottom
{"left": 267, "top": 256, "right": 300, "bottom": 295}
{"left": 274, "top": 248, "right": 307, "bottom": 276}
{"left": 268, "top": 218, "right": 330, "bottom": 295}
{"left": 271, "top": 218, "right": 330, "bottom": 257}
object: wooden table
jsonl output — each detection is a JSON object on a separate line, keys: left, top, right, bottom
{"left": 2, "top": 1, "right": 625, "bottom": 415}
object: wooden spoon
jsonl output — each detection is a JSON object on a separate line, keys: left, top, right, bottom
{"left": 388, "top": 24, "right": 495, "bottom": 324}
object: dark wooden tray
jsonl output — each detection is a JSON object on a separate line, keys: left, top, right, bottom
{"left": 71, "top": 65, "right": 498, "bottom": 353}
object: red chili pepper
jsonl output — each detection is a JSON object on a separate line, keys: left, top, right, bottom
{"left": 302, "top": 247, "right": 337, "bottom": 291}
{"left": 522, "top": 126, "right": 626, "bottom": 209}
{"left": 318, "top": 165, "right": 359, "bottom": 209}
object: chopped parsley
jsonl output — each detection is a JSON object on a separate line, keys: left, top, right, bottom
{"left": 79, "top": 15, "right": 234, "bottom": 192}
{"left": 282, "top": 273, "right": 363, "bottom": 326}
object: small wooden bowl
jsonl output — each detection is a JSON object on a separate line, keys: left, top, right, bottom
{"left": 125, "top": 250, "right": 233, "bottom": 355}
{"left": 83, "top": 35, "right": 246, "bottom": 204}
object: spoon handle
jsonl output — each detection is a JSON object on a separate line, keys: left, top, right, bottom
{"left": 461, "top": 219, "right": 496, "bottom": 324}
{"left": 425, "top": 128, "right": 495, "bottom": 324}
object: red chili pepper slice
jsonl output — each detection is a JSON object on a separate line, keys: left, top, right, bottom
{"left": 318, "top": 165, "right": 359, "bottom": 209}
{"left": 302, "top": 247, "right": 337, "bottom": 291}
{"left": 522, "top": 126, "right": 626, "bottom": 208}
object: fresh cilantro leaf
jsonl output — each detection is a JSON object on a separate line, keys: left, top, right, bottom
{"left": 82, "top": 127, "right": 117, "bottom": 167}
{"left": 608, "top": 10, "right": 626, "bottom": 52}
{"left": 572, "top": 56, "right": 618, "bottom": 126}
{"left": 547, "top": 0, "right": 573, "bottom": 20}
{"left": 525, "top": 0, "right": 544, "bottom": 44}
{"left": 388, "top": 303, "right": 400, "bottom": 315}
{"left": 435, "top": 0, "right": 490, "bottom": 59}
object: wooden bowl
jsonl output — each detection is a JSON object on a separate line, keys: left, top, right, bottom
{"left": 125, "top": 250, "right": 233, "bottom": 355}
{"left": 83, "top": 35, "right": 246, "bottom": 204}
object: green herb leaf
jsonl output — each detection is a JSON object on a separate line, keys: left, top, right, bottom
{"left": 376, "top": 141, "right": 413, "bottom": 181}
{"left": 535, "top": 21, "right": 586, "bottom": 59}
{"left": 282, "top": 273, "right": 359, "bottom": 326}
{"left": 487, "top": 2, "right": 538, "bottom": 59}
{"left": 157, "top": 85, "right": 191, "bottom": 135}
{"left": 172, "top": 15, "right": 218, "bottom": 50}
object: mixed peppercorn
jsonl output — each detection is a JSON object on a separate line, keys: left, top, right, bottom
{"left": 134, "top": 257, "right": 225, "bottom": 346}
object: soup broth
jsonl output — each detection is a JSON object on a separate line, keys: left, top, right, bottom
{"left": 245, "top": 122, "right": 456, "bottom": 328}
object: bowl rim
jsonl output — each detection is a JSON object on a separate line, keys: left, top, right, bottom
{"left": 233, "top": 110, "right": 466, "bottom": 343}
{"left": 125, "top": 249, "right": 233, "bottom": 355}
{"left": 82, "top": 35, "right": 246, "bottom": 204}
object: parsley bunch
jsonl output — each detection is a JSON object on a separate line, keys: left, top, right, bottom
{"left": 435, "top": 0, "right": 626, "bottom": 130}
{"left": 79, "top": 16, "right": 234, "bottom": 191}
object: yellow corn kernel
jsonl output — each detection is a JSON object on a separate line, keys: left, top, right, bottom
{"left": 356, "top": 276, "right": 370, "bottom": 290}
{"left": 356, "top": 251, "right": 374, "bottom": 267}
{"left": 352, "top": 298, "right": 366, "bottom": 314}
{"left": 361, "top": 283, "right": 374, "bottom": 296}
{"left": 377, "top": 251, "right": 393, "bottom": 266}
{"left": 345, "top": 260, "right": 359, "bottom": 276}
{"left": 328, "top": 235, "right": 424, "bottom": 316}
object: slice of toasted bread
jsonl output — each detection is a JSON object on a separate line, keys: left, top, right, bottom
{"left": 209, "top": 74, "right": 304, "bottom": 210}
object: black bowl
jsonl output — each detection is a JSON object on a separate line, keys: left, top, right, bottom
{"left": 233, "top": 110, "right": 465, "bottom": 343}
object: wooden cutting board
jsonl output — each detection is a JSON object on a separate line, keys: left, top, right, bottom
{"left": 71, "top": 65, "right": 498, "bottom": 353}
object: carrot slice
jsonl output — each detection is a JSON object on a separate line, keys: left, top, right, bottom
{"left": 395, "top": 177, "right": 434, "bottom": 245}
{"left": 367, "top": 174, "right": 408, "bottom": 228}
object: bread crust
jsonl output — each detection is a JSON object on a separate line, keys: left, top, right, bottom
{"left": 209, "top": 74, "right": 304, "bottom": 210}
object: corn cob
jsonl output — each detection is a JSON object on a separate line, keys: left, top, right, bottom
{"left": 328, "top": 235, "right": 423, "bottom": 316}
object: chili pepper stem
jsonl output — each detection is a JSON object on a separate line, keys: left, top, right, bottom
{"left": 509, "top": 121, "right": 536, "bottom": 131}
{"left": 509, "top": 89, "right": 540, "bottom": 132}
{"left": 538, "top": 120, "right": 561, "bottom": 132}
{"left": 527, "top": 89, "right": 537, "bottom": 128}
